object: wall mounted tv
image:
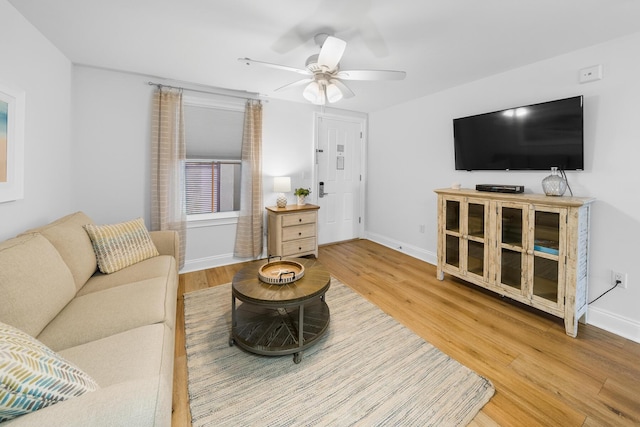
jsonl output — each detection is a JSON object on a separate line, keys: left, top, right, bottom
{"left": 453, "top": 95, "right": 584, "bottom": 171}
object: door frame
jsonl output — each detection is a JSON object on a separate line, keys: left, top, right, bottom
{"left": 313, "top": 111, "right": 367, "bottom": 242}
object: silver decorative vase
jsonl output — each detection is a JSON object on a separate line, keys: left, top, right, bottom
{"left": 542, "top": 167, "right": 567, "bottom": 196}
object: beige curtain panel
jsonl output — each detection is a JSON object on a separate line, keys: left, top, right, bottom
{"left": 234, "top": 100, "right": 263, "bottom": 258}
{"left": 151, "top": 87, "right": 187, "bottom": 269}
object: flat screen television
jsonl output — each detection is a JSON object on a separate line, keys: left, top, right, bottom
{"left": 453, "top": 96, "right": 584, "bottom": 171}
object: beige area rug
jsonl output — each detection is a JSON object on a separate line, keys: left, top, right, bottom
{"left": 183, "top": 278, "right": 494, "bottom": 426}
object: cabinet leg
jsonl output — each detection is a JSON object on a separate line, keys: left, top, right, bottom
{"left": 564, "top": 315, "right": 578, "bottom": 338}
{"left": 436, "top": 269, "right": 444, "bottom": 281}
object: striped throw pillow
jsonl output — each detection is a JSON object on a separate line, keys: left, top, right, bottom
{"left": 84, "top": 218, "right": 160, "bottom": 274}
{"left": 0, "top": 322, "right": 99, "bottom": 422}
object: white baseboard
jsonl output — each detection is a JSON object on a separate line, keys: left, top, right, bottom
{"left": 587, "top": 306, "right": 640, "bottom": 344}
{"left": 364, "top": 231, "right": 437, "bottom": 266}
{"left": 180, "top": 247, "right": 268, "bottom": 274}
{"left": 180, "top": 253, "right": 241, "bottom": 274}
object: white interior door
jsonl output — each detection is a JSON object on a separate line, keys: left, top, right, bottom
{"left": 315, "top": 114, "right": 364, "bottom": 245}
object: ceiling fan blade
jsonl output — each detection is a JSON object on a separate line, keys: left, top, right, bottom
{"left": 275, "top": 78, "right": 314, "bottom": 92}
{"left": 317, "top": 36, "right": 346, "bottom": 71}
{"left": 238, "top": 58, "right": 311, "bottom": 76}
{"left": 331, "top": 79, "right": 355, "bottom": 99}
{"left": 335, "top": 69, "right": 406, "bottom": 81}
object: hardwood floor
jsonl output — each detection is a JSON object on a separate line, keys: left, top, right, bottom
{"left": 172, "top": 240, "right": 640, "bottom": 426}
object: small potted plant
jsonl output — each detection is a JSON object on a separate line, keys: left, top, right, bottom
{"left": 294, "top": 187, "right": 311, "bottom": 205}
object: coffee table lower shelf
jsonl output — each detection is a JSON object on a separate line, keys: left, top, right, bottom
{"left": 229, "top": 297, "right": 330, "bottom": 364}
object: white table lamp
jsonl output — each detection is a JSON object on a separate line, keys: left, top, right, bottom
{"left": 273, "top": 177, "right": 291, "bottom": 208}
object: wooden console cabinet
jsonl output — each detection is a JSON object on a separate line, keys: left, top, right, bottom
{"left": 435, "top": 188, "right": 594, "bottom": 337}
{"left": 266, "top": 204, "right": 319, "bottom": 258}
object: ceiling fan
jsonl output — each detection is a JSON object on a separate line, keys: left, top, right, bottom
{"left": 239, "top": 33, "right": 406, "bottom": 105}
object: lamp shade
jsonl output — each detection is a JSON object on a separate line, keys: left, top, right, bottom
{"left": 273, "top": 176, "right": 291, "bottom": 193}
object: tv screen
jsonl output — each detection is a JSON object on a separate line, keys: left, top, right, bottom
{"left": 453, "top": 96, "right": 584, "bottom": 171}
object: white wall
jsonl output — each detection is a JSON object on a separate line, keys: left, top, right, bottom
{"left": 0, "top": 0, "right": 73, "bottom": 240}
{"left": 367, "top": 32, "right": 640, "bottom": 342}
{"left": 71, "top": 67, "right": 153, "bottom": 224}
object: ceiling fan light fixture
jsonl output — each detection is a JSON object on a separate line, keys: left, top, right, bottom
{"left": 303, "top": 81, "right": 325, "bottom": 105}
{"left": 326, "top": 81, "right": 343, "bottom": 103}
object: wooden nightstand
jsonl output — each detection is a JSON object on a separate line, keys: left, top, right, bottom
{"left": 266, "top": 204, "right": 320, "bottom": 258}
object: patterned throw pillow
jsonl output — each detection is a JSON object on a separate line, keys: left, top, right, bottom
{"left": 84, "top": 218, "right": 160, "bottom": 274}
{"left": 0, "top": 322, "right": 99, "bottom": 422}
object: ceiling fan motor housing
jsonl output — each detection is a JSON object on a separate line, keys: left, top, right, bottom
{"left": 306, "top": 54, "right": 337, "bottom": 74}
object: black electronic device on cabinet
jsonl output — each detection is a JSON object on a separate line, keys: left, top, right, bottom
{"left": 476, "top": 184, "right": 525, "bottom": 193}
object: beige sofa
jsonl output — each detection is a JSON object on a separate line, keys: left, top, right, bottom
{"left": 0, "top": 212, "right": 178, "bottom": 426}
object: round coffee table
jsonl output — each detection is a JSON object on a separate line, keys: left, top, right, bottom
{"left": 229, "top": 257, "right": 331, "bottom": 363}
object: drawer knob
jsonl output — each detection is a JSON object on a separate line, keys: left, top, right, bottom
{"left": 299, "top": 232, "right": 302, "bottom": 236}
{"left": 299, "top": 218, "right": 302, "bottom": 222}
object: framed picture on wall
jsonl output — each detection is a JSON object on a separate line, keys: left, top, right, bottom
{"left": 0, "top": 81, "right": 25, "bottom": 203}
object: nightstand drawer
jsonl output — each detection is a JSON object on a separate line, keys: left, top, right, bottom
{"left": 282, "top": 212, "right": 316, "bottom": 227}
{"left": 282, "top": 238, "right": 316, "bottom": 256}
{"left": 282, "top": 223, "right": 316, "bottom": 241}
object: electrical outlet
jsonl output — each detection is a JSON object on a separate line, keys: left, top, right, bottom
{"left": 612, "top": 270, "right": 627, "bottom": 289}
{"left": 419, "top": 224, "right": 426, "bottom": 233}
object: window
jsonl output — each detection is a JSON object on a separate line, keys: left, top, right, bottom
{"left": 185, "top": 160, "right": 241, "bottom": 214}
{"left": 183, "top": 96, "right": 244, "bottom": 219}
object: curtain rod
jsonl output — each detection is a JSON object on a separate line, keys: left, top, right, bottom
{"left": 147, "top": 81, "right": 263, "bottom": 101}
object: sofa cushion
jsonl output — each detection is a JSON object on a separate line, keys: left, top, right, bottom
{"left": 37, "top": 277, "right": 176, "bottom": 351}
{"left": 0, "top": 234, "right": 76, "bottom": 337}
{"left": 0, "top": 322, "right": 99, "bottom": 423}
{"left": 22, "top": 212, "right": 97, "bottom": 292}
{"left": 59, "top": 323, "right": 175, "bottom": 427}
{"left": 84, "top": 218, "right": 159, "bottom": 274}
{"left": 58, "top": 324, "right": 171, "bottom": 388}
{"left": 77, "top": 255, "right": 176, "bottom": 297}
{"left": 1, "top": 377, "right": 169, "bottom": 427}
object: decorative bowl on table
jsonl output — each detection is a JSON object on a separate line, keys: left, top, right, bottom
{"left": 258, "top": 260, "right": 305, "bottom": 284}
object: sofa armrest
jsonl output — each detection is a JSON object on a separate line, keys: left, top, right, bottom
{"left": 149, "top": 231, "right": 179, "bottom": 260}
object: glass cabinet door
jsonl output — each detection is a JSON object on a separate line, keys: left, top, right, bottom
{"left": 497, "top": 204, "right": 526, "bottom": 295}
{"left": 444, "top": 199, "right": 461, "bottom": 268}
{"left": 531, "top": 208, "right": 565, "bottom": 309}
{"left": 442, "top": 197, "right": 488, "bottom": 280}
{"left": 465, "top": 201, "right": 486, "bottom": 278}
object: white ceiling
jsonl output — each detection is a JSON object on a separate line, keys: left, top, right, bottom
{"left": 9, "top": 0, "right": 640, "bottom": 112}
